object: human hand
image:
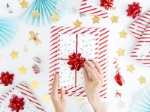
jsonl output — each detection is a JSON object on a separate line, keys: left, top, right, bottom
{"left": 83, "top": 60, "right": 106, "bottom": 112}
{"left": 51, "top": 73, "right": 67, "bottom": 112}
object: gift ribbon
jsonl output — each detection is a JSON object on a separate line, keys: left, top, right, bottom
{"left": 60, "top": 34, "right": 85, "bottom": 87}
{"left": 100, "top": 0, "right": 114, "bottom": 10}
{"left": 0, "top": 72, "right": 14, "bottom": 86}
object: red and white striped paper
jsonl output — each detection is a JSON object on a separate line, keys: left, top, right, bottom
{"left": 79, "top": 0, "right": 108, "bottom": 18}
{"left": 49, "top": 26, "right": 109, "bottom": 98}
{"left": 0, "top": 82, "right": 45, "bottom": 112}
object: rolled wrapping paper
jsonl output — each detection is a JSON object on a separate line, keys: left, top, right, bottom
{"left": 32, "top": 64, "right": 40, "bottom": 74}
{"left": 33, "top": 57, "right": 41, "bottom": 63}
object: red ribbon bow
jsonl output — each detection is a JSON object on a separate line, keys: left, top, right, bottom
{"left": 114, "top": 73, "right": 125, "bottom": 86}
{"left": 8, "top": 95, "right": 25, "bottom": 112}
{"left": 100, "top": 0, "right": 114, "bottom": 10}
{"left": 126, "top": 2, "right": 142, "bottom": 19}
{"left": 67, "top": 53, "right": 85, "bottom": 71}
{"left": 0, "top": 72, "right": 14, "bottom": 86}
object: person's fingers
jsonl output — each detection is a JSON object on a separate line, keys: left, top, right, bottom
{"left": 86, "top": 60, "right": 95, "bottom": 68}
{"left": 82, "top": 68, "right": 89, "bottom": 83}
{"left": 84, "top": 64, "right": 98, "bottom": 81}
{"left": 52, "top": 73, "right": 59, "bottom": 97}
{"left": 91, "top": 59, "right": 101, "bottom": 74}
{"left": 60, "top": 87, "right": 65, "bottom": 99}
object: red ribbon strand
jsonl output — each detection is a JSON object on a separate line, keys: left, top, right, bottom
{"left": 100, "top": 0, "right": 114, "bottom": 10}
{"left": 0, "top": 72, "right": 14, "bottom": 86}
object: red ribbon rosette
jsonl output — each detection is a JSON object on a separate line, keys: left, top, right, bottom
{"left": 100, "top": 0, "right": 114, "bottom": 10}
{"left": 126, "top": 2, "right": 142, "bottom": 19}
{"left": 0, "top": 72, "right": 14, "bottom": 86}
{"left": 8, "top": 95, "right": 25, "bottom": 112}
{"left": 67, "top": 53, "right": 85, "bottom": 71}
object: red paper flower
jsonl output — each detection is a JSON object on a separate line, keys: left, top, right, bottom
{"left": 126, "top": 2, "right": 142, "bottom": 19}
{"left": 0, "top": 72, "right": 14, "bottom": 86}
{"left": 8, "top": 95, "right": 25, "bottom": 112}
{"left": 67, "top": 53, "right": 85, "bottom": 71}
{"left": 114, "top": 73, "right": 125, "bottom": 86}
{"left": 100, "top": 0, "right": 114, "bottom": 10}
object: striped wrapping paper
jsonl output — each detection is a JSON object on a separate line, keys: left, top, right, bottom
{"left": 49, "top": 26, "right": 109, "bottom": 98}
{"left": 0, "top": 82, "right": 46, "bottom": 112}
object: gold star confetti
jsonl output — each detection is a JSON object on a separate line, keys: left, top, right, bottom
{"left": 76, "top": 98, "right": 85, "bottom": 105}
{"left": 52, "top": 108, "right": 55, "bottom": 112}
{"left": 42, "top": 95, "right": 50, "bottom": 103}
{"left": 119, "top": 30, "right": 128, "bottom": 39}
{"left": 111, "top": 7, "right": 116, "bottom": 10}
{"left": 110, "top": 16, "right": 119, "bottom": 23}
{"left": 73, "top": 19, "right": 82, "bottom": 27}
{"left": 127, "top": 64, "right": 135, "bottom": 73}
{"left": 20, "top": 0, "right": 29, "bottom": 8}
{"left": 0, "top": 54, "right": 2, "bottom": 61}
{"left": 92, "top": 16, "right": 100, "bottom": 24}
{"left": 30, "top": 80, "right": 39, "bottom": 89}
{"left": 138, "top": 76, "right": 146, "bottom": 84}
{"left": 10, "top": 51, "right": 19, "bottom": 59}
{"left": 32, "top": 10, "right": 40, "bottom": 18}
{"left": 116, "top": 48, "right": 125, "bottom": 56}
{"left": 18, "top": 66, "right": 27, "bottom": 74}
{"left": 50, "top": 13, "right": 59, "bottom": 22}
{"left": 29, "top": 31, "right": 41, "bottom": 46}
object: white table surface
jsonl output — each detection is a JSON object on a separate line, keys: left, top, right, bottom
{"left": 1, "top": 0, "right": 150, "bottom": 112}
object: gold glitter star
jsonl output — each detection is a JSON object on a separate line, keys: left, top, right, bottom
{"left": 111, "top": 7, "right": 116, "bottom": 10}
{"left": 119, "top": 30, "right": 128, "bottom": 39}
{"left": 0, "top": 54, "right": 2, "bottom": 61}
{"left": 10, "top": 51, "right": 19, "bottom": 59}
{"left": 18, "top": 66, "right": 27, "bottom": 74}
{"left": 32, "top": 10, "right": 40, "bottom": 18}
{"left": 42, "top": 95, "right": 50, "bottom": 103}
{"left": 73, "top": 19, "right": 82, "bottom": 27}
{"left": 138, "top": 76, "right": 146, "bottom": 84}
{"left": 116, "top": 48, "right": 125, "bottom": 56}
{"left": 92, "top": 16, "right": 100, "bottom": 24}
{"left": 127, "top": 64, "right": 135, "bottom": 73}
{"left": 110, "top": 16, "right": 119, "bottom": 23}
{"left": 76, "top": 98, "right": 85, "bottom": 105}
{"left": 50, "top": 13, "right": 59, "bottom": 22}
{"left": 30, "top": 80, "right": 39, "bottom": 89}
{"left": 20, "top": 0, "right": 29, "bottom": 8}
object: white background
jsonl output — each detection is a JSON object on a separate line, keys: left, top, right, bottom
{"left": 1, "top": 0, "right": 150, "bottom": 112}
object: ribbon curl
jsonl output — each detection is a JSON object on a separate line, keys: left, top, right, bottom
{"left": 8, "top": 95, "right": 25, "bottom": 112}
{"left": 126, "top": 2, "right": 142, "bottom": 19}
{"left": 100, "top": 0, "right": 114, "bottom": 10}
{"left": 0, "top": 72, "right": 14, "bottom": 86}
{"left": 67, "top": 53, "right": 85, "bottom": 71}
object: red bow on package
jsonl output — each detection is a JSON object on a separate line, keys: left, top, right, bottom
{"left": 100, "top": 0, "right": 114, "bottom": 10}
{"left": 126, "top": 2, "right": 142, "bottom": 19}
{"left": 8, "top": 95, "right": 25, "bottom": 112}
{"left": 67, "top": 53, "right": 85, "bottom": 71}
{"left": 0, "top": 72, "right": 14, "bottom": 86}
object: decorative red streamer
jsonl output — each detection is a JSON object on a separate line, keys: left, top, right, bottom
{"left": 126, "top": 2, "right": 142, "bottom": 19}
{"left": 8, "top": 95, "right": 25, "bottom": 112}
{"left": 100, "top": 0, "right": 114, "bottom": 10}
{"left": 0, "top": 72, "right": 14, "bottom": 86}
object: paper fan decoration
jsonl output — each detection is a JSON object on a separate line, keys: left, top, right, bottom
{"left": 19, "top": 0, "right": 70, "bottom": 27}
{"left": 131, "top": 85, "right": 150, "bottom": 112}
{"left": 0, "top": 18, "right": 18, "bottom": 47}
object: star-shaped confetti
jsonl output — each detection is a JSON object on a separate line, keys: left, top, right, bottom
{"left": 103, "top": 101, "right": 110, "bottom": 109}
{"left": 127, "top": 64, "right": 135, "bottom": 73}
{"left": 32, "top": 10, "right": 40, "bottom": 18}
{"left": 116, "top": 48, "right": 125, "bottom": 56}
{"left": 20, "top": 0, "right": 29, "bottom": 8}
{"left": 117, "top": 100, "right": 125, "bottom": 109}
{"left": 76, "top": 98, "right": 85, "bottom": 105}
{"left": 42, "top": 95, "right": 50, "bottom": 103}
{"left": 119, "top": 30, "right": 128, "bottom": 38}
{"left": 18, "top": 66, "right": 27, "bottom": 74}
{"left": 50, "top": 13, "right": 59, "bottom": 22}
{"left": 10, "top": 51, "right": 19, "bottom": 59}
{"left": 92, "top": 16, "right": 100, "bottom": 24}
{"left": 111, "top": 7, "right": 116, "bottom": 10}
{"left": 138, "top": 76, "right": 146, "bottom": 84}
{"left": 110, "top": 16, "right": 119, "bottom": 23}
{"left": 73, "top": 19, "right": 82, "bottom": 27}
{"left": 55, "top": 2, "right": 63, "bottom": 10}
{"left": 30, "top": 80, "right": 39, "bottom": 89}
{"left": 0, "top": 54, "right": 2, "bottom": 61}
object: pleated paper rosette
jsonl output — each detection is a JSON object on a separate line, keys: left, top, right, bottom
{"left": 19, "top": 0, "right": 70, "bottom": 27}
{"left": 0, "top": 18, "right": 18, "bottom": 47}
{"left": 131, "top": 85, "right": 150, "bottom": 112}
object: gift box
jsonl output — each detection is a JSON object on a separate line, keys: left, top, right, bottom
{"left": 79, "top": 0, "right": 122, "bottom": 17}
{"left": 49, "top": 26, "right": 109, "bottom": 97}
{"left": 0, "top": 82, "right": 45, "bottom": 112}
